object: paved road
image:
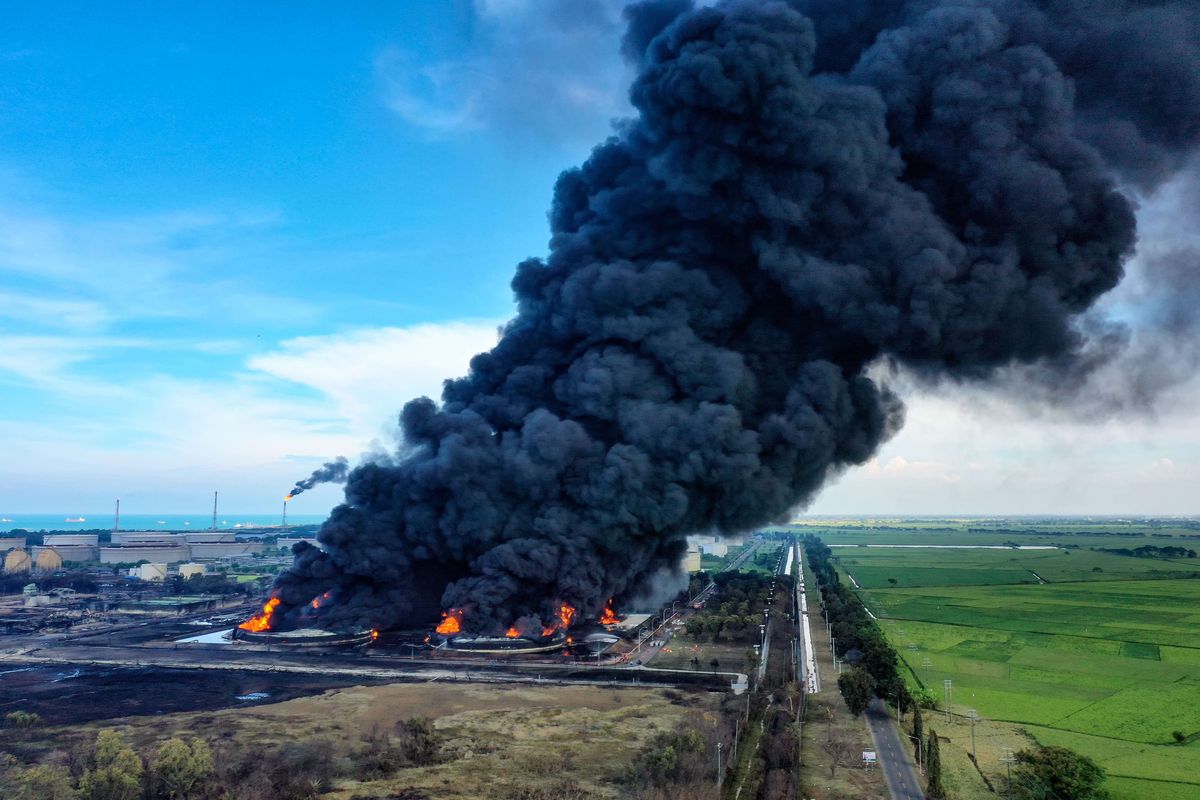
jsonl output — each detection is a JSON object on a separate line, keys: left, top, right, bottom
{"left": 865, "top": 697, "right": 925, "bottom": 800}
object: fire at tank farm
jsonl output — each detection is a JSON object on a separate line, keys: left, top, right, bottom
{"left": 1, "top": 519, "right": 783, "bottom": 702}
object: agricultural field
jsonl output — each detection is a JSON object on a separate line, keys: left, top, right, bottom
{"left": 809, "top": 521, "right": 1200, "bottom": 800}
{"left": 790, "top": 517, "right": 1200, "bottom": 550}
{"left": 834, "top": 546, "right": 1200, "bottom": 590}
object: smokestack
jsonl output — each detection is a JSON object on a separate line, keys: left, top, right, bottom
{"left": 269, "top": 0, "right": 1200, "bottom": 635}
{"left": 113, "top": 498, "right": 120, "bottom": 534}
{"left": 281, "top": 499, "right": 288, "bottom": 529}
{"left": 212, "top": 491, "right": 219, "bottom": 532}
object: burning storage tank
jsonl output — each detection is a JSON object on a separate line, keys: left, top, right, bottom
{"left": 429, "top": 607, "right": 573, "bottom": 653}
{"left": 427, "top": 602, "right": 624, "bottom": 656}
{"left": 232, "top": 595, "right": 376, "bottom": 648}
{"left": 435, "top": 631, "right": 568, "bottom": 654}
{"left": 232, "top": 626, "right": 376, "bottom": 648}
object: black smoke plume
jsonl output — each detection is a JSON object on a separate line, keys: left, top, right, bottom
{"left": 285, "top": 457, "right": 350, "bottom": 500}
{"left": 271, "top": 0, "right": 1198, "bottom": 634}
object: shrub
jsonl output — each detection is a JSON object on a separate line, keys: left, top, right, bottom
{"left": 4, "top": 711, "right": 43, "bottom": 728}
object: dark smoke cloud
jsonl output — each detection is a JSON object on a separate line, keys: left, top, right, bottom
{"left": 999, "top": 245, "right": 1200, "bottom": 417}
{"left": 796, "top": 0, "right": 1200, "bottom": 188}
{"left": 286, "top": 457, "right": 350, "bottom": 499}
{"left": 272, "top": 0, "right": 1197, "bottom": 634}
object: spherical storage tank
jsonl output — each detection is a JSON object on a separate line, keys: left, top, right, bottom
{"left": 4, "top": 549, "right": 32, "bottom": 574}
{"left": 34, "top": 547, "right": 63, "bottom": 571}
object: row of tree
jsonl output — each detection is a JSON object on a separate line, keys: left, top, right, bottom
{"left": 0, "top": 717, "right": 444, "bottom": 800}
{"left": 681, "top": 571, "right": 773, "bottom": 645}
{"left": 1097, "top": 545, "right": 1197, "bottom": 559}
{"left": 803, "top": 536, "right": 911, "bottom": 713}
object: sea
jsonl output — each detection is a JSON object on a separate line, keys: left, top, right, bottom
{"left": 0, "top": 513, "right": 327, "bottom": 534}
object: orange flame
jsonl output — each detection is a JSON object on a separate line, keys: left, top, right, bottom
{"left": 284, "top": 494, "right": 294, "bottom": 502}
{"left": 541, "top": 603, "right": 577, "bottom": 637}
{"left": 309, "top": 590, "right": 332, "bottom": 610}
{"left": 505, "top": 626, "right": 521, "bottom": 638}
{"left": 239, "top": 597, "right": 281, "bottom": 632}
{"left": 599, "top": 599, "right": 619, "bottom": 625}
{"left": 370, "top": 629, "right": 380, "bottom": 641}
{"left": 435, "top": 609, "right": 463, "bottom": 635}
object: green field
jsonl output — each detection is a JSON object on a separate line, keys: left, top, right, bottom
{"left": 809, "top": 522, "right": 1200, "bottom": 800}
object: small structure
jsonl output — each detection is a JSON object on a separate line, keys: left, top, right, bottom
{"left": 607, "top": 612, "right": 652, "bottom": 633}
{"left": 130, "top": 563, "right": 168, "bottom": 581}
{"left": 178, "top": 562, "right": 206, "bottom": 579}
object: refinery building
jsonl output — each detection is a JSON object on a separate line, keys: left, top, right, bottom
{"left": 0, "top": 531, "right": 264, "bottom": 572}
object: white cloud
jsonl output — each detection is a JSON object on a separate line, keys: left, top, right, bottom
{"left": 376, "top": 0, "right": 629, "bottom": 144}
{"left": 0, "top": 320, "right": 503, "bottom": 513}
{"left": 0, "top": 200, "right": 307, "bottom": 333}
{"left": 249, "top": 321, "right": 502, "bottom": 441}
{"left": 375, "top": 47, "right": 481, "bottom": 133}
{"left": 811, "top": 381, "right": 1200, "bottom": 516}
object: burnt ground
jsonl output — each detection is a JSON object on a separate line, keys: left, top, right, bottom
{"left": 0, "top": 664, "right": 377, "bottom": 725}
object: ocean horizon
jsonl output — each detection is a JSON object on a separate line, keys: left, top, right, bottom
{"left": 0, "top": 513, "right": 328, "bottom": 534}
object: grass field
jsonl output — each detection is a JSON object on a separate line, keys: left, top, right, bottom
{"left": 814, "top": 522, "right": 1200, "bottom": 800}
{"left": 7, "top": 682, "right": 708, "bottom": 800}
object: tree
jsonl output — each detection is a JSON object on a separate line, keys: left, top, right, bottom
{"left": 12, "top": 765, "right": 78, "bottom": 800}
{"left": 151, "top": 738, "right": 214, "bottom": 799}
{"left": 1012, "top": 745, "right": 1108, "bottom": 800}
{"left": 926, "top": 729, "right": 946, "bottom": 800}
{"left": 394, "top": 717, "right": 442, "bottom": 766}
{"left": 820, "top": 731, "right": 857, "bottom": 778}
{"left": 0, "top": 756, "right": 78, "bottom": 800}
{"left": 837, "top": 667, "right": 876, "bottom": 716}
{"left": 5, "top": 710, "right": 44, "bottom": 728}
{"left": 79, "top": 730, "right": 143, "bottom": 800}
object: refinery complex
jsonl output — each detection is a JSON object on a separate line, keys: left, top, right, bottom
{"left": 0, "top": 511, "right": 761, "bottom": 698}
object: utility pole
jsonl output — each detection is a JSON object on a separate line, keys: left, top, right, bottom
{"left": 716, "top": 742, "right": 723, "bottom": 794}
{"left": 1001, "top": 748, "right": 1017, "bottom": 800}
{"left": 944, "top": 679, "right": 953, "bottom": 723}
{"left": 908, "top": 734, "right": 923, "bottom": 774}
{"left": 967, "top": 709, "right": 979, "bottom": 763}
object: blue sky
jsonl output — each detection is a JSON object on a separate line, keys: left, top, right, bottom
{"left": 1, "top": 1, "right": 1197, "bottom": 516}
